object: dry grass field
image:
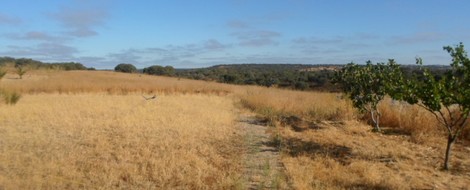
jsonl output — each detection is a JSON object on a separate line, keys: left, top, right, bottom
{"left": 0, "top": 70, "right": 469, "bottom": 189}
{"left": 0, "top": 94, "right": 243, "bottom": 189}
{"left": 237, "top": 87, "right": 470, "bottom": 189}
{"left": 0, "top": 70, "right": 232, "bottom": 95}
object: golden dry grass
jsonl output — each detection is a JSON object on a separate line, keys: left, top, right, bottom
{"left": 278, "top": 121, "right": 470, "bottom": 190}
{"left": 238, "top": 86, "right": 356, "bottom": 122}
{"left": 0, "top": 70, "right": 232, "bottom": 95}
{"left": 0, "top": 70, "right": 469, "bottom": 189}
{"left": 0, "top": 94, "right": 243, "bottom": 189}
{"left": 377, "top": 98, "right": 470, "bottom": 144}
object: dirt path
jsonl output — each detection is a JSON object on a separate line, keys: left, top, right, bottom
{"left": 238, "top": 115, "right": 287, "bottom": 189}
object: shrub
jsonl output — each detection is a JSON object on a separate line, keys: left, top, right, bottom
{"left": 143, "top": 65, "right": 175, "bottom": 76}
{"left": 114, "top": 63, "right": 137, "bottom": 73}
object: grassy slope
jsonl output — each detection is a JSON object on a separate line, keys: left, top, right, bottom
{"left": 0, "top": 70, "right": 469, "bottom": 189}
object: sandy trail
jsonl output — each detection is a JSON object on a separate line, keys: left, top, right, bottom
{"left": 238, "top": 115, "right": 287, "bottom": 189}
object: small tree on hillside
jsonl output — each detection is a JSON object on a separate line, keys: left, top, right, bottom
{"left": 333, "top": 60, "right": 402, "bottom": 132}
{"left": 114, "top": 63, "right": 137, "bottom": 73}
{"left": 391, "top": 43, "right": 470, "bottom": 170}
{"left": 15, "top": 65, "right": 27, "bottom": 79}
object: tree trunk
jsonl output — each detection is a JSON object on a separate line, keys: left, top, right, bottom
{"left": 443, "top": 134, "right": 455, "bottom": 170}
{"left": 375, "top": 111, "right": 381, "bottom": 132}
{"left": 370, "top": 110, "right": 381, "bottom": 132}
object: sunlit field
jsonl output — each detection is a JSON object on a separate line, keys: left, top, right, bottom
{"left": 0, "top": 70, "right": 232, "bottom": 95}
{"left": 0, "top": 70, "right": 469, "bottom": 189}
{"left": 0, "top": 94, "right": 243, "bottom": 189}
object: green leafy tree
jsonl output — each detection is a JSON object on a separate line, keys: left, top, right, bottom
{"left": 114, "top": 63, "right": 137, "bottom": 73}
{"left": 391, "top": 43, "right": 470, "bottom": 170}
{"left": 143, "top": 65, "right": 175, "bottom": 76}
{"left": 333, "top": 60, "right": 402, "bottom": 132}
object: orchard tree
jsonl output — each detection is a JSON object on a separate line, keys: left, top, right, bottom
{"left": 334, "top": 60, "right": 402, "bottom": 132}
{"left": 391, "top": 43, "right": 470, "bottom": 170}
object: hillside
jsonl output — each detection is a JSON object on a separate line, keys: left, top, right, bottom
{"left": 0, "top": 70, "right": 468, "bottom": 189}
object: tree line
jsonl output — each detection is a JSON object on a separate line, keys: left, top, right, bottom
{"left": 120, "top": 63, "right": 451, "bottom": 92}
{"left": 0, "top": 57, "right": 93, "bottom": 71}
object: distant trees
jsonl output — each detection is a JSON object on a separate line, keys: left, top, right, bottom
{"left": 51, "top": 62, "right": 87, "bottom": 70}
{"left": 143, "top": 65, "right": 175, "bottom": 76}
{"left": 173, "top": 65, "right": 338, "bottom": 90}
{"left": 114, "top": 63, "right": 137, "bottom": 73}
{"left": 0, "top": 57, "right": 90, "bottom": 71}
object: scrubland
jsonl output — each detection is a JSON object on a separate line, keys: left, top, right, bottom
{"left": 0, "top": 70, "right": 469, "bottom": 189}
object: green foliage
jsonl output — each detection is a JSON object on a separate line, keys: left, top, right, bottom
{"left": 143, "top": 65, "right": 175, "bottom": 76}
{"left": 175, "top": 64, "right": 339, "bottom": 90}
{"left": 0, "top": 57, "right": 89, "bottom": 71}
{"left": 51, "top": 62, "right": 88, "bottom": 70}
{"left": 114, "top": 63, "right": 137, "bottom": 73}
{"left": 333, "top": 60, "right": 403, "bottom": 131}
{"left": 390, "top": 43, "right": 470, "bottom": 170}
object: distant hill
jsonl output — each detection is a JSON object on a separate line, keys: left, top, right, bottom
{"left": 173, "top": 64, "right": 344, "bottom": 91}
{"left": 172, "top": 64, "right": 452, "bottom": 92}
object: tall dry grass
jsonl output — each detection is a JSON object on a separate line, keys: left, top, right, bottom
{"left": 238, "top": 86, "right": 356, "bottom": 124}
{"left": 278, "top": 120, "right": 470, "bottom": 190}
{"left": 1, "top": 70, "right": 469, "bottom": 189}
{"left": 1, "top": 70, "right": 233, "bottom": 95}
{"left": 377, "top": 99, "right": 470, "bottom": 144}
{"left": 0, "top": 94, "right": 243, "bottom": 189}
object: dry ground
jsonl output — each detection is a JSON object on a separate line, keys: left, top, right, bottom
{"left": 278, "top": 121, "right": 470, "bottom": 189}
{"left": 238, "top": 113, "right": 288, "bottom": 190}
{"left": 0, "top": 70, "right": 469, "bottom": 189}
{"left": 0, "top": 94, "right": 243, "bottom": 189}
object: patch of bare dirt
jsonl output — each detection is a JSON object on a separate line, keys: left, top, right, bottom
{"left": 238, "top": 114, "right": 289, "bottom": 189}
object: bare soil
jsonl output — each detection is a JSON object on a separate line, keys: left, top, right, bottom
{"left": 238, "top": 114, "right": 288, "bottom": 189}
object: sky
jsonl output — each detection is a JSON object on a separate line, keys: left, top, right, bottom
{"left": 0, "top": 0, "right": 469, "bottom": 69}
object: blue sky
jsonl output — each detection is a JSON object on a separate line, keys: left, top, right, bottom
{"left": 0, "top": 0, "right": 469, "bottom": 69}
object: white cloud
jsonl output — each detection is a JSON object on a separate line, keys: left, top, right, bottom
{"left": 1, "top": 43, "right": 78, "bottom": 60}
{"left": 204, "top": 39, "right": 229, "bottom": 50}
{"left": 390, "top": 32, "right": 445, "bottom": 44}
{"left": 49, "top": 7, "right": 108, "bottom": 37}
{"left": 4, "top": 31, "right": 67, "bottom": 42}
{"left": 227, "top": 20, "right": 250, "bottom": 29}
{"left": 0, "top": 13, "right": 21, "bottom": 25}
{"left": 231, "top": 30, "right": 281, "bottom": 47}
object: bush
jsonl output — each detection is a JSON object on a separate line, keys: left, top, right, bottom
{"left": 143, "top": 65, "right": 175, "bottom": 76}
{"left": 115, "top": 63, "right": 137, "bottom": 73}
{"left": 0, "top": 90, "right": 21, "bottom": 105}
